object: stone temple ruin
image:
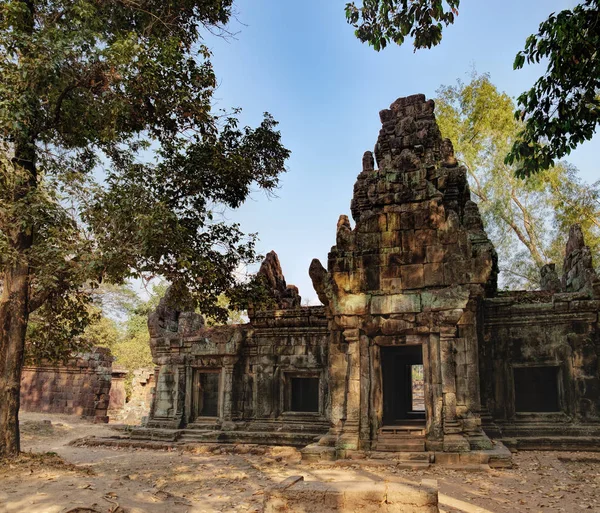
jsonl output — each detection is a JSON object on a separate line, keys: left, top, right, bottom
{"left": 134, "top": 95, "right": 600, "bottom": 464}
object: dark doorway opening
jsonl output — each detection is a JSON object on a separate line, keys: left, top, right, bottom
{"left": 192, "top": 370, "right": 220, "bottom": 419}
{"left": 381, "top": 345, "right": 425, "bottom": 425}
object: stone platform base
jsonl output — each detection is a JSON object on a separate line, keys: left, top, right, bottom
{"left": 300, "top": 441, "right": 513, "bottom": 469}
{"left": 127, "top": 419, "right": 328, "bottom": 447}
{"left": 503, "top": 436, "right": 600, "bottom": 452}
{"left": 264, "top": 476, "right": 439, "bottom": 513}
{"left": 126, "top": 428, "right": 323, "bottom": 447}
{"left": 495, "top": 421, "right": 600, "bottom": 452}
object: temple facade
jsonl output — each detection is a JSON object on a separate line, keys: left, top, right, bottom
{"left": 135, "top": 95, "right": 600, "bottom": 461}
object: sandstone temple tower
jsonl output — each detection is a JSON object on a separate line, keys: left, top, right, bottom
{"left": 308, "top": 94, "right": 497, "bottom": 455}
{"left": 133, "top": 94, "right": 600, "bottom": 464}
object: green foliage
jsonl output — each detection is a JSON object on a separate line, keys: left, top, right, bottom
{"left": 113, "top": 313, "right": 153, "bottom": 373}
{"left": 25, "top": 283, "right": 134, "bottom": 363}
{"left": 204, "top": 294, "right": 247, "bottom": 326}
{"left": 25, "top": 292, "right": 98, "bottom": 363}
{"left": 81, "top": 314, "right": 121, "bottom": 352}
{"left": 436, "top": 73, "right": 599, "bottom": 288}
{"left": 345, "top": 0, "right": 459, "bottom": 51}
{"left": 226, "top": 274, "right": 277, "bottom": 314}
{"left": 110, "top": 283, "right": 164, "bottom": 375}
{"left": 346, "top": 1, "right": 600, "bottom": 177}
{"left": 0, "top": 0, "right": 290, "bottom": 355}
{"left": 507, "top": 0, "right": 600, "bottom": 177}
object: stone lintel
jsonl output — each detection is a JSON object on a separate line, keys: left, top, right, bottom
{"left": 370, "top": 293, "right": 421, "bottom": 315}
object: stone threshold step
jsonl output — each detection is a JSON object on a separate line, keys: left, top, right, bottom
{"left": 374, "top": 440, "right": 426, "bottom": 448}
{"left": 367, "top": 451, "right": 431, "bottom": 462}
{"left": 374, "top": 446, "right": 426, "bottom": 453}
{"left": 181, "top": 430, "right": 324, "bottom": 437}
{"left": 320, "top": 459, "right": 431, "bottom": 470}
{"left": 377, "top": 433, "right": 425, "bottom": 442}
{"left": 184, "top": 423, "right": 330, "bottom": 432}
{"left": 379, "top": 427, "right": 426, "bottom": 436}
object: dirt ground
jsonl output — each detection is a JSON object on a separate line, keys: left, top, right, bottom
{"left": 1, "top": 413, "right": 599, "bottom": 513}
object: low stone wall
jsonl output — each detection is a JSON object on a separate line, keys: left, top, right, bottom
{"left": 20, "top": 347, "right": 113, "bottom": 423}
{"left": 264, "top": 476, "right": 439, "bottom": 513}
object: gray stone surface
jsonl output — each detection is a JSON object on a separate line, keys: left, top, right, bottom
{"left": 264, "top": 476, "right": 439, "bottom": 513}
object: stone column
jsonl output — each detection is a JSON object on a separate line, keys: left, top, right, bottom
{"left": 318, "top": 329, "right": 361, "bottom": 452}
{"left": 440, "top": 333, "right": 469, "bottom": 452}
{"left": 184, "top": 363, "right": 193, "bottom": 425}
{"left": 337, "top": 329, "right": 361, "bottom": 452}
{"left": 175, "top": 363, "right": 186, "bottom": 428}
{"left": 221, "top": 357, "right": 237, "bottom": 427}
{"left": 425, "top": 333, "right": 443, "bottom": 448}
{"left": 461, "top": 318, "right": 493, "bottom": 449}
{"left": 328, "top": 332, "right": 348, "bottom": 430}
{"left": 359, "top": 334, "right": 371, "bottom": 448}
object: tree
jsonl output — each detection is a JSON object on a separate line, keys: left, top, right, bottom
{"left": 345, "top": 0, "right": 459, "bottom": 51}
{"left": 345, "top": 0, "right": 600, "bottom": 176}
{"left": 204, "top": 294, "right": 248, "bottom": 326}
{"left": 506, "top": 0, "right": 600, "bottom": 177}
{"left": 0, "top": 0, "right": 289, "bottom": 458}
{"left": 435, "top": 73, "right": 599, "bottom": 288}
{"left": 25, "top": 291, "right": 99, "bottom": 364}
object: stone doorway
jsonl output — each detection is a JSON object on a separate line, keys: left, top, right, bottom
{"left": 191, "top": 369, "right": 220, "bottom": 421}
{"left": 381, "top": 345, "right": 426, "bottom": 425}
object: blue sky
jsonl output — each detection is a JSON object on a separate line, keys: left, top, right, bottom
{"left": 202, "top": 0, "right": 599, "bottom": 304}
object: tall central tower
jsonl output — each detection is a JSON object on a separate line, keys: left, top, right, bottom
{"left": 310, "top": 94, "right": 498, "bottom": 454}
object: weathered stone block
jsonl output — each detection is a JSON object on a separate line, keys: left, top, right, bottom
{"left": 366, "top": 265, "right": 381, "bottom": 290}
{"left": 426, "top": 245, "right": 446, "bottom": 263}
{"left": 401, "top": 264, "right": 425, "bottom": 289}
{"left": 333, "top": 315, "right": 358, "bottom": 329}
{"left": 421, "top": 286, "right": 470, "bottom": 312}
{"left": 382, "top": 230, "right": 402, "bottom": 248}
{"left": 371, "top": 293, "right": 422, "bottom": 314}
{"left": 332, "top": 257, "right": 352, "bottom": 273}
{"left": 358, "top": 214, "right": 381, "bottom": 233}
{"left": 337, "top": 293, "right": 369, "bottom": 315}
{"left": 380, "top": 277, "right": 403, "bottom": 292}
{"left": 387, "top": 212, "right": 402, "bottom": 231}
{"left": 381, "top": 264, "right": 402, "bottom": 280}
{"left": 380, "top": 318, "right": 415, "bottom": 335}
{"left": 423, "top": 263, "right": 444, "bottom": 287}
{"left": 444, "top": 259, "right": 468, "bottom": 284}
{"left": 264, "top": 476, "right": 439, "bottom": 513}
{"left": 333, "top": 272, "right": 352, "bottom": 292}
{"left": 415, "top": 229, "right": 437, "bottom": 247}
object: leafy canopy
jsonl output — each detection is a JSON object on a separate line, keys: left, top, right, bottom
{"left": 345, "top": 0, "right": 459, "bottom": 51}
{"left": 345, "top": 0, "right": 600, "bottom": 177}
{"left": 436, "top": 72, "right": 599, "bottom": 288}
{"left": 0, "top": 0, "right": 290, "bottom": 335}
{"left": 506, "top": 0, "right": 600, "bottom": 177}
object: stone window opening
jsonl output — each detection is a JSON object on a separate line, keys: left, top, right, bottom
{"left": 513, "top": 365, "right": 561, "bottom": 413}
{"left": 284, "top": 374, "right": 320, "bottom": 414}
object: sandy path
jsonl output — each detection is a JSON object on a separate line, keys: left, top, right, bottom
{"left": 1, "top": 413, "right": 599, "bottom": 513}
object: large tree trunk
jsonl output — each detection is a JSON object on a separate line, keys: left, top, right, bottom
{"left": 0, "top": 137, "right": 36, "bottom": 459}
{"left": 0, "top": 260, "right": 30, "bottom": 458}
{"left": 0, "top": 0, "right": 37, "bottom": 460}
